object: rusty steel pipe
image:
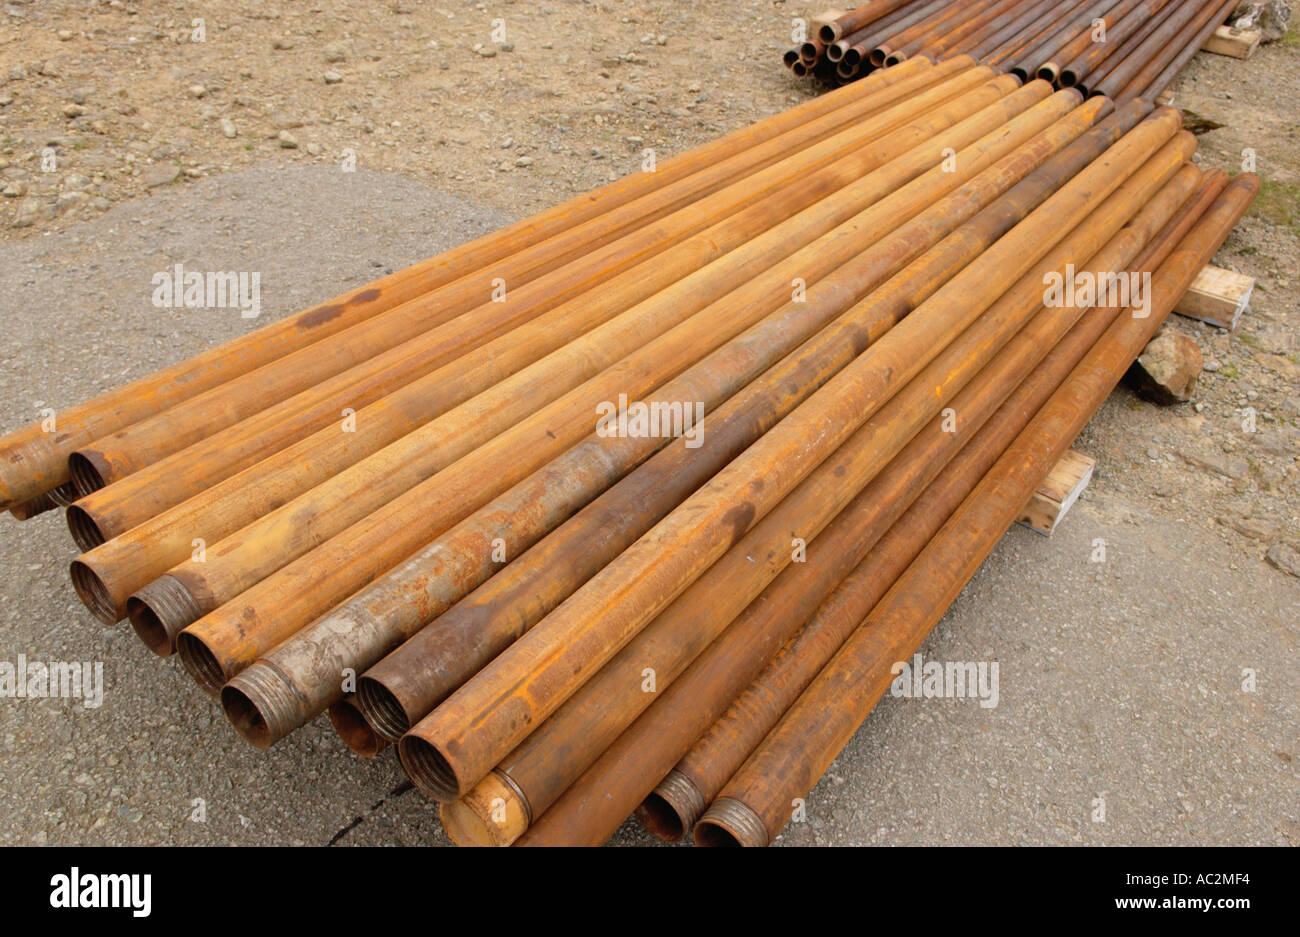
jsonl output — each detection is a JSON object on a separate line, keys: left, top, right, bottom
{"left": 326, "top": 698, "right": 388, "bottom": 759}
{"left": 1010, "top": 0, "right": 1122, "bottom": 81}
{"left": 123, "top": 74, "right": 1025, "bottom": 661}
{"left": 872, "top": 0, "right": 976, "bottom": 66}
{"left": 395, "top": 104, "right": 1179, "bottom": 802}
{"left": 971, "top": 0, "right": 1061, "bottom": 61}
{"left": 353, "top": 92, "right": 1108, "bottom": 749}
{"left": 986, "top": 0, "right": 1096, "bottom": 67}
{"left": 521, "top": 165, "right": 1215, "bottom": 848}
{"left": 631, "top": 167, "right": 1220, "bottom": 843}
{"left": 444, "top": 144, "right": 1200, "bottom": 844}
{"left": 1089, "top": 0, "right": 1207, "bottom": 100}
{"left": 66, "top": 66, "right": 989, "bottom": 626}
{"left": 1036, "top": 0, "right": 1142, "bottom": 84}
{"left": 65, "top": 67, "right": 975, "bottom": 515}
{"left": 838, "top": 0, "right": 951, "bottom": 69}
{"left": 213, "top": 83, "right": 1070, "bottom": 745}
{"left": 819, "top": 0, "right": 914, "bottom": 45}
{"left": 1058, "top": 0, "right": 1174, "bottom": 88}
{"left": 917, "top": 0, "right": 1024, "bottom": 62}
{"left": 0, "top": 55, "right": 931, "bottom": 511}
{"left": 957, "top": 0, "right": 1051, "bottom": 59}
{"left": 1118, "top": 0, "right": 1237, "bottom": 102}
{"left": 882, "top": 0, "right": 1002, "bottom": 66}
{"left": 8, "top": 491, "right": 58, "bottom": 521}
{"left": 694, "top": 174, "right": 1258, "bottom": 847}
{"left": 1073, "top": 3, "right": 1172, "bottom": 94}
{"left": 325, "top": 92, "right": 1104, "bottom": 752}
{"left": 798, "top": 38, "right": 825, "bottom": 65}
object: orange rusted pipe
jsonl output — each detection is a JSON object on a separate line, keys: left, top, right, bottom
{"left": 440, "top": 150, "right": 1201, "bottom": 844}
{"left": 395, "top": 104, "right": 1181, "bottom": 802}
{"left": 310, "top": 93, "right": 1107, "bottom": 756}
{"left": 111, "top": 76, "right": 1030, "bottom": 651}
{"left": 65, "top": 65, "right": 975, "bottom": 507}
{"left": 0, "top": 56, "right": 933, "bottom": 511}
{"left": 68, "top": 66, "right": 993, "bottom": 623}
{"left": 694, "top": 174, "right": 1258, "bottom": 846}
{"left": 519, "top": 166, "right": 1219, "bottom": 848}
{"left": 211, "top": 85, "right": 1076, "bottom": 743}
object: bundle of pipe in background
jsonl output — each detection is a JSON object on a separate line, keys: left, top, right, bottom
{"left": 0, "top": 50, "right": 1258, "bottom": 848}
{"left": 787, "top": 0, "right": 1239, "bottom": 101}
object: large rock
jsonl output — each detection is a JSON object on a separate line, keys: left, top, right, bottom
{"left": 1232, "top": 1, "right": 1292, "bottom": 41}
{"left": 1129, "top": 328, "right": 1203, "bottom": 405}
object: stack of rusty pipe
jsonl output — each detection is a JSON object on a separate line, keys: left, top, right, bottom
{"left": 0, "top": 53, "right": 1256, "bottom": 847}
{"left": 788, "top": 0, "right": 1239, "bottom": 101}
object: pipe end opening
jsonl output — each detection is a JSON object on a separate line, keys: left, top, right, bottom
{"left": 694, "top": 798, "right": 770, "bottom": 848}
{"left": 356, "top": 677, "right": 412, "bottom": 743}
{"left": 69, "top": 560, "right": 119, "bottom": 625}
{"left": 176, "top": 631, "right": 227, "bottom": 696}
{"left": 399, "top": 734, "right": 463, "bottom": 803}
{"left": 221, "top": 663, "right": 302, "bottom": 750}
{"left": 67, "top": 451, "right": 108, "bottom": 498}
{"left": 128, "top": 575, "right": 202, "bottom": 657}
{"left": 65, "top": 504, "right": 106, "bottom": 552}
{"left": 328, "top": 699, "right": 385, "bottom": 757}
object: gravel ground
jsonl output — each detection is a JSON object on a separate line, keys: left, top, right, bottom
{"left": 0, "top": 4, "right": 1295, "bottom": 847}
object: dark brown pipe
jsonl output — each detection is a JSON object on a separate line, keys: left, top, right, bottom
{"left": 1074, "top": 2, "right": 1172, "bottom": 94}
{"left": 1010, "top": 0, "right": 1121, "bottom": 81}
{"left": 818, "top": 0, "right": 913, "bottom": 45}
{"left": 972, "top": 0, "right": 1061, "bottom": 61}
{"left": 1037, "top": 0, "right": 1141, "bottom": 84}
{"left": 1090, "top": 0, "right": 1206, "bottom": 99}
{"left": 872, "top": 0, "right": 974, "bottom": 66}
{"left": 1058, "top": 0, "right": 1174, "bottom": 88}
{"left": 840, "top": 0, "right": 951, "bottom": 68}
{"left": 890, "top": 0, "right": 1008, "bottom": 65}
{"left": 987, "top": 0, "right": 1095, "bottom": 67}
{"left": 1120, "top": 0, "right": 1237, "bottom": 102}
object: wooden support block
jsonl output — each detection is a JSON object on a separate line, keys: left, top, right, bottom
{"left": 1017, "top": 449, "right": 1095, "bottom": 536}
{"left": 1203, "top": 24, "right": 1263, "bottom": 59}
{"left": 1174, "top": 264, "right": 1255, "bottom": 331}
